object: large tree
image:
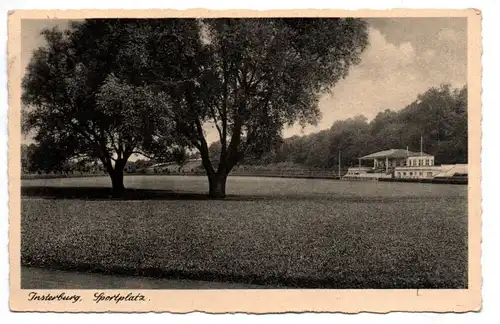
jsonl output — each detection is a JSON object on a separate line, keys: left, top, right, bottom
{"left": 132, "top": 18, "right": 369, "bottom": 198}
{"left": 21, "top": 20, "right": 183, "bottom": 196}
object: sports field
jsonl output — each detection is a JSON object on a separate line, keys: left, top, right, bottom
{"left": 21, "top": 175, "right": 468, "bottom": 288}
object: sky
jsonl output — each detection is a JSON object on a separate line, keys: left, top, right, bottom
{"left": 21, "top": 17, "right": 467, "bottom": 145}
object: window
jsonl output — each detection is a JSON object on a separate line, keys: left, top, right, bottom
{"left": 419, "top": 172, "right": 423, "bottom": 176}
{"left": 403, "top": 172, "right": 406, "bottom": 176}
{"left": 409, "top": 172, "right": 413, "bottom": 176}
{"left": 427, "top": 172, "right": 433, "bottom": 177}
{"left": 424, "top": 159, "right": 428, "bottom": 166}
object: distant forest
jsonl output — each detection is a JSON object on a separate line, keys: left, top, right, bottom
{"left": 212, "top": 84, "right": 468, "bottom": 169}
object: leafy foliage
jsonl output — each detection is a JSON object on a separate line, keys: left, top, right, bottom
{"left": 21, "top": 20, "right": 184, "bottom": 193}
{"left": 196, "top": 18, "right": 368, "bottom": 173}
{"left": 21, "top": 143, "right": 70, "bottom": 173}
{"left": 127, "top": 18, "right": 369, "bottom": 197}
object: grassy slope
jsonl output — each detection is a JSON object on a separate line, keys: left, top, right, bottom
{"left": 21, "top": 178, "right": 467, "bottom": 288}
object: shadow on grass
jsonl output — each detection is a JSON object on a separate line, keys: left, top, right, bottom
{"left": 22, "top": 186, "right": 309, "bottom": 202}
{"left": 19, "top": 186, "right": 335, "bottom": 202}
{"left": 21, "top": 186, "right": 219, "bottom": 201}
{"left": 21, "top": 186, "right": 449, "bottom": 203}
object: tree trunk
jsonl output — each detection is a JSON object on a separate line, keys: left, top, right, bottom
{"left": 110, "top": 167, "right": 125, "bottom": 198}
{"left": 208, "top": 173, "right": 228, "bottom": 199}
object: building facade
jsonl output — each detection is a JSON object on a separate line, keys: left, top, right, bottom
{"left": 344, "top": 149, "right": 445, "bottom": 180}
{"left": 394, "top": 166, "right": 442, "bottom": 179}
{"left": 406, "top": 155, "right": 435, "bottom": 167}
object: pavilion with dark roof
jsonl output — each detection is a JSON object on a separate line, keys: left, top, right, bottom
{"left": 358, "top": 148, "right": 434, "bottom": 173}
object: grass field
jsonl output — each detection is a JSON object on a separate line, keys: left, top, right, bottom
{"left": 21, "top": 175, "right": 468, "bottom": 289}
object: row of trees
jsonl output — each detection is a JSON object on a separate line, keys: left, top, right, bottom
{"left": 21, "top": 142, "right": 202, "bottom": 174}
{"left": 22, "top": 18, "right": 369, "bottom": 197}
{"left": 240, "top": 84, "right": 467, "bottom": 169}
{"left": 21, "top": 143, "right": 103, "bottom": 174}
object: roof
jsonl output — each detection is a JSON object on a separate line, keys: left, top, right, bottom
{"left": 359, "top": 149, "right": 432, "bottom": 160}
{"left": 149, "top": 158, "right": 202, "bottom": 168}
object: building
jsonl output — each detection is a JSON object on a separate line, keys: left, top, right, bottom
{"left": 144, "top": 158, "right": 203, "bottom": 173}
{"left": 343, "top": 148, "right": 464, "bottom": 180}
{"left": 394, "top": 165, "right": 443, "bottom": 179}
{"left": 361, "top": 149, "right": 434, "bottom": 169}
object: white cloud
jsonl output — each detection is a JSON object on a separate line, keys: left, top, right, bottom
{"left": 283, "top": 25, "right": 466, "bottom": 138}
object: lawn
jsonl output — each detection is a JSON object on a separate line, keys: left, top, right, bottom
{"left": 21, "top": 175, "right": 468, "bottom": 288}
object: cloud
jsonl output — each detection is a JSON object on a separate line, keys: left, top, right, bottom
{"left": 283, "top": 24, "right": 466, "bottom": 138}
{"left": 362, "top": 28, "right": 416, "bottom": 70}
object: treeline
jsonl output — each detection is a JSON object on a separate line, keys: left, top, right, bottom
{"left": 24, "top": 84, "right": 467, "bottom": 176}
{"left": 234, "top": 84, "right": 468, "bottom": 168}
{"left": 21, "top": 145, "right": 201, "bottom": 174}
{"left": 21, "top": 144, "right": 104, "bottom": 174}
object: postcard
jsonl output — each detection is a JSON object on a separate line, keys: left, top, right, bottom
{"left": 8, "top": 8, "right": 482, "bottom": 313}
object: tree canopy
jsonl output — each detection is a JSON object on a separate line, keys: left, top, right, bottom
{"left": 21, "top": 20, "right": 188, "bottom": 195}
{"left": 125, "top": 18, "right": 369, "bottom": 197}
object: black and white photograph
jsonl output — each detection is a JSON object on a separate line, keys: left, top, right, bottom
{"left": 8, "top": 9, "right": 482, "bottom": 313}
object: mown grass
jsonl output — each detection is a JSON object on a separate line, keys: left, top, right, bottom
{"left": 21, "top": 177, "right": 468, "bottom": 289}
